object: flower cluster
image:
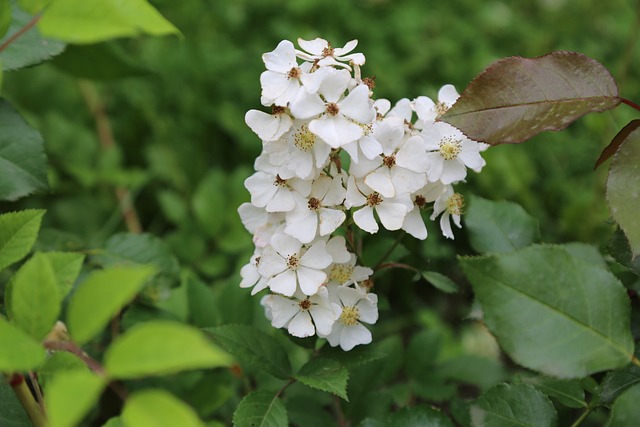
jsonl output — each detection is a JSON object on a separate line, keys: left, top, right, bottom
{"left": 238, "top": 38, "right": 488, "bottom": 351}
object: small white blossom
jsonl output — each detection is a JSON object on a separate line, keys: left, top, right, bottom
{"left": 430, "top": 185, "right": 464, "bottom": 239}
{"left": 414, "top": 84, "right": 460, "bottom": 128}
{"left": 240, "top": 251, "right": 269, "bottom": 295}
{"left": 324, "top": 285, "right": 378, "bottom": 351}
{"left": 296, "top": 38, "right": 365, "bottom": 68}
{"left": 326, "top": 254, "right": 373, "bottom": 286}
{"left": 244, "top": 171, "right": 312, "bottom": 212}
{"left": 245, "top": 107, "right": 293, "bottom": 142}
{"left": 401, "top": 181, "right": 447, "bottom": 240}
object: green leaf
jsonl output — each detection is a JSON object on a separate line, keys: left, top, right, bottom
{"left": 606, "top": 383, "right": 640, "bottom": 426}
{"left": 0, "top": 6, "right": 65, "bottom": 70}
{"left": 51, "top": 42, "right": 150, "bottom": 80}
{"left": 46, "top": 371, "right": 106, "bottom": 427}
{"left": 422, "top": 271, "right": 459, "bottom": 293}
{"left": 122, "top": 389, "right": 205, "bottom": 427}
{"left": 104, "top": 320, "right": 232, "bottom": 379}
{"left": 185, "top": 275, "right": 217, "bottom": 328}
{"left": 465, "top": 195, "right": 540, "bottom": 254}
{"left": 0, "top": 100, "right": 48, "bottom": 201}
{"left": 595, "top": 119, "right": 640, "bottom": 169}
{"left": 440, "top": 51, "right": 620, "bottom": 145}
{"left": 101, "top": 418, "right": 124, "bottom": 427}
{"left": 66, "top": 266, "right": 154, "bottom": 344}
{"left": 0, "top": 378, "right": 32, "bottom": 427}
{"left": 460, "top": 245, "right": 634, "bottom": 378}
{"left": 44, "top": 251, "right": 85, "bottom": 298}
{"left": 596, "top": 358, "right": 640, "bottom": 406}
{"left": 0, "top": 317, "right": 46, "bottom": 371}
{"left": 607, "top": 228, "right": 640, "bottom": 275}
{"left": 606, "top": 123, "right": 640, "bottom": 259}
{"left": 38, "top": 0, "right": 181, "bottom": 44}
{"left": 17, "top": 0, "right": 50, "bottom": 14}
{"left": 0, "top": 0, "right": 11, "bottom": 39}
{"left": 205, "top": 324, "right": 292, "bottom": 380}
{"left": 10, "top": 253, "right": 61, "bottom": 340}
{"left": 360, "top": 406, "right": 455, "bottom": 427}
{"left": 37, "top": 351, "right": 88, "bottom": 391}
{"left": 470, "top": 383, "right": 557, "bottom": 427}
{"left": 232, "top": 391, "right": 288, "bottom": 427}
{"left": 295, "top": 358, "right": 349, "bottom": 401}
{"left": 522, "top": 376, "right": 587, "bottom": 409}
{"left": 319, "top": 344, "right": 386, "bottom": 368}
{"left": 0, "top": 209, "right": 45, "bottom": 271}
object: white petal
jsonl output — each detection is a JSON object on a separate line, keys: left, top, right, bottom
{"left": 318, "top": 208, "right": 346, "bottom": 236}
{"left": 402, "top": 208, "right": 428, "bottom": 240}
{"left": 285, "top": 208, "right": 318, "bottom": 244}
{"left": 334, "top": 39, "right": 358, "bottom": 55}
{"left": 438, "top": 84, "right": 460, "bottom": 106}
{"left": 258, "top": 248, "right": 287, "bottom": 277}
{"left": 439, "top": 160, "right": 467, "bottom": 185}
{"left": 353, "top": 206, "right": 379, "bottom": 234}
{"left": 356, "top": 298, "right": 379, "bottom": 324}
{"left": 238, "top": 203, "right": 268, "bottom": 234}
{"left": 310, "top": 305, "right": 339, "bottom": 336}
{"left": 270, "top": 233, "right": 302, "bottom": 258}
{"left": 290, "top": 91, "right": 326, "bottom": 120}
{"left": 339, "top": 85, "right": 375, "bottom": 124}
{"left": 310, "top": 115, "right": 363, "bottom": 148}
{"left": 364, "top": 168, "right": 395, "bottom": 198}
{"left": 260, "top": 71, "right": 295, "bottom": 103}
{"left": 426, "top": 154, "right": 444, "bottom": 182}
{"left": 326, "top": 323, "right": 344, "bottom": 347}
{"left": 339, "top": 323, "right": 372, "bottom": 351}
{"left": 297, "top": 266, "right": 327, "bottom": 295}
{"left": 262, "top": 40, "right": 297, "bottom": 73}
{"left": 375, "top": 202, "right": 407, "bottom": 231}
{"left": 395, "top": 136, "right": 429, "bottom": 173}
{"left": 301, "top": 240, "right": 332, "bottom": 269}
{"left": 317, "top": 68, "right": 351, "bottom": 103}
{"left": 266, "top": 187, "right": 296, "bottom": 212}
{"left": 345, "top": 176, "right": 367, "bottom": 208}
{"left": 268, "top": 269, "right": 298, "bottom": 296}
{"left": 297, "top": 37, "right": 327, "bottom": 55}
{"left": 359, "top": 136, "right": 383, "bottom": 160}
{"left": 325, "top": 235, "right": 351, "bottom": 263}
{"left": 263, "top": 294, "right": 299, "bottom": 328}
{"left": 288, "top": 311, "right": 315, "bottom": 337}
{"left": 439, "top": 212, "right": 454, "bottom": 239}
{"left": 245, "top": 110, "right": 293, "bottom": 142}
{"left": 245, "top": 172, "right": 278, "bottom": 208}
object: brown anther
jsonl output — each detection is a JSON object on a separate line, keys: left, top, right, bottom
{"left": 326, "top": 102, "right": 340, "bottom": 116}
{"left": 299, "top": 298, "right": 312, "bottom": 311}
{"left": 382, "top": 155, "right": 396, "bottom": 168}
{"left": 322, "top": 43, "right": 334, "bottom": 57}
{"left": 366, "top": 192, "right": 383, "bottom": 207}
{"left": 414, "top": 195, "right": 426, "bottom": 208}
{"left": 308, "top": 197, "right": 321, "bottom": 210}
{"left": 272, "top": 105, "right": 286, "bottom": 115}
{"left": 360, "top": 278, "right": 374, "bottom": 291}
{"left": 288, "top": 67, "right": 301, "bottom": 79}
{"left": 274, "top": 175, "right": 288, "bottom": 187}
{"left": 363, "top": 76, "right": 376, "bottom": 90}
{"left": 287, "top": 254, "right": 299, "bottom": 270}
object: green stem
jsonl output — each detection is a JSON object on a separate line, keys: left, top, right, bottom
{"left": 373, "top": 230, "right": 406, "bottom": 271}
{"left": 569, "top": 407, "right": 592, "bottom": 427}
{"left": 0, "top": 14, "right": 41, "bottom": 54}
{"left": 631, "top": 355, "right": 640, "bottom": 368}
{"left": 9, "top": 374, "right": 48, "bottom": 427}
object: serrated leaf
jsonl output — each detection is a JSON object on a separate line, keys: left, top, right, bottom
{"left": 422, "top": 271, "right": 459, "bottom": 293}
{"left": 606, "top": 383, "right": 640, "bottom": 426}
{"left": 0, "top": 379, "right": 32, "bottom": 427}
{"left": 596, "top": 119, "right": 640, "bottom": 169}
{"left": 607, "top": 228, "right": 640, "bottom": 275}
{"left": 44, "top": 251, "right": 85, "bottom": 297}
{"left": 46, "top": 371, "right": 106, "bottom": 427}
{"left": 0, "top": 100, "right": 48, "bottom": 200}
{"left": 0, "top": 209, "right": 45, "bottom": 271}
{"left": 295, "top": 358, "right": 349, "bottom": 401}
{"left": 460, "top": 245, "right": 634, "bottom": 378}
{"left": 66, "top": 266, "right": 155, "bottom": 344}
{"left": 205, "top": 325, "right": 292, "bottom": 380}
{"left": 0, "top": 6, "right": 65, "bottom": 71}
{"left": 104, "top": 320, "right": 232, "bottom": 379}
{"left": 596, "top": 358, "right": 640, "bottom": 406}
{"left": 38, "top": 0, "right": 181, "bottom": 44}
{"left": 0, "top": 317, "right": 46, "bottom": 371}
{"left": 319, "top": 344, "right": 386, "bottom": 368}
{"left": 232, "top": 391, "right": 288, "bottom": 427}
{"left": 522, "top": 376, "right": 587, "bottom": 409}
{"left": 470, "top": 383, "right": 557, "bottom": 427}
{"left": 51, "top": 42, "right": 149, "bottom": 80}
{"left": 10, "top": 253, "right": 61, "bottom": 340}
{"left": 440, "top": 51, "right": 620, "bottom": 145}
{"left": 465, "top": 195, "right": 540, "bottom": 253}
{"left": 122, "top": 389, "right": 205, "bottom": 427}
{"left": 606, "top": 123, "right": 640, "bottom": 258}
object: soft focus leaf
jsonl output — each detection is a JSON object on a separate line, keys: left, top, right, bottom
{"left": 44, "top": 251, "right": 85, "bottom": 298}
{"left": 122, "top": 389, "right": 205, "bottom": 427}
{"left": 440, "top": 51, "right": 620, "bottom": 144}
{"left": 470, "top": 383, "right": 557, "bottom": 427}
{"left": 522, "top": 376, "right": 587, "bottom": 409}
{"left": 0, "top": 101, "right": 48, "bottom": 200}
{"left": 38, "top": 0, "right": 181, "bottom": 44}
{"left": 0, "top": 317, "right": 46, "bottom": 371}
{"left": 0, "top": 209, "right": 44, "bottom": 271}
{"left": 232, "top": 391, "right": 288, "bottom": 427}
{"left": 465, "top": 195, "right": 540, "bottom": 253}
{"left": 46, "top": 371, "right": 106, "bottom": 427}
{"left": 295, "top": 358, "right": 349, "bottom": 401}
{"left": 360, "top": 406, "right": 455, "bottom": 427}
{"left": 460, "top": 245, "right": 634, "bottom": 378}
{"left": 0, "top": 0, "right": 10, "bottom": 39}
{"left": 319, "top": 345, "right": 385, "bottom": 368}
{"left": 595, "top": 119, "right": 640, "bottom": 169}
{"left": 0, "top": 6, "right": 65, "bottom": 70}
{"left": 421, "top": 271, "right": 459, "bottom": 293}
{"left": 105, "top": 320, "right": 232, "bottom": 378}
{"left": 0, "top": 379, "right": 32, "bottom": 427}
{"left": 205, "top": 324, "right": 292, "bottom": 380}
{"left": 66, "top": 266, "right": 155, "bottom": 344}
{"left": 596, "top": 357, "right": 640, "bottom": 406}
{"left": 17, "top": 0, "right": 50, "bottom": 14}
{"left": 606, "top": 383, "right": 640, "bottom": 426}
{"left": 606, "top": 123, "right": 640, "bottom": 258}
{"left": 37, "top": 351, "right": 87, "bottom": 391}
{"left": 52, "top": 42, "right": 150, "bottom": 80}
{"left": 10, "top": 253, "right": 61, "bottom": 340}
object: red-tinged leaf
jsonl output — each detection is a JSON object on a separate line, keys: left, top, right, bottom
{"left": 440, "top": 51, "right": 620, "bottom": 145}
{"left": 595, "top": 119, "right": 640, "bottom": 169}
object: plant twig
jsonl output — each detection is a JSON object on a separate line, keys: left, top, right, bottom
{"left": 621, "top": 98, "right": 640, "bottom": 112}
{"left": 569, "top": 407, "right": 593, "bottom": 427}
{"left": 0, "top": 14, "right": 41, "bottom": 54}
{"left": 8, "top": 374, "right": 48, "bottom": 427}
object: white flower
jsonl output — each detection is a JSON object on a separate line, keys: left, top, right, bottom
{"left": 261, "top": 287, "right": 341, "bottom": 338}
{"left": 414, "top": 84, "right": 460, "bottom": 128}
{"left": 258, "top": 233, "right": 333, "bottom": 296}
{"left": 240, "top": 251, "right": 269, "bottom": 295}
{"left": 401, "top": 181, "right": 447, "bottom": 240}
{"left": 296, "top": 38, "right": 365, "bottom": 68}
{"left": 260, "top": 40, "right": 306, "bottom": 106}
{"left": 244, "top": 171, "right": 312, "bottom": 212}
{"left": 326, "top": 254, "right": 373, "bottom": 286}
{"left": 430, "top": 185, "right": 464, "bottom": 239}
{"left": 285, "top": 174, "right": 346, "bottom": 244}
{"left": 421, "top": 122, "right": 486, "bottom": 185}
{"left": 237, "top": 203, "right": 285, "bottom": 248}
{"left": 324, "top": 285, "right": 378, "bottom": 351}
{"left": 245, "top": 107, "right": 293, "bottom": 142}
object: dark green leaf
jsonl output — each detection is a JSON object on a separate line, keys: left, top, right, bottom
{"left": 606, "top": 123, "right": 640, "bottom": 259}
{"left": 51, "top": 42, "right": 150, "bottom": 80}
{"left": 0, "top": 317, "right": 46, "bottom": 371}
{"left": 606, "top": 383, "right": 640, "bottom": 426}
{"left": 204, "top": 324, "right": 292, "bottom": 380}
{"left": 319, "top": 344, "right": 385, "bottom": 368}
{"left": 185, "top": 275, "right": 217, "bottom": 328}
{"left": 0, "top": 378, "right": 32, "bottom": 427}
{"left": 440, "top": 52, "right": 620, "bottom": 145}
{"left": 295, "top": 358, "right": 349, "bottom": 400}
{"left": 439, "top": 355, "right": 506, "bottom": 391}
{"left": 232, "top": 391, "right": 288, "bottom": 427}
{"left": 595, "top": 119, "right": 640, "bottom": 169}
{"left": 46, "top": 371, "right": 106, "bottom": 427}
{"left": 0, "top": 101, "right": 48, "bottom": 201}
{"left": 360, "top": 406, "right": 454, "bottom": 427}
{"left": 521, "top": 376, "right": 587, "bottom": 409}
{"left": 465, "top": 195, "right": 540, "bottom": 254}
{"left": 460, "top": 245, "right": 634, "bottom": 378}
{"left": 422, "top": 271, "right": 459, "bottom": 293}
{"left": 122, "top": 389, "right": 205, "bottom": 427}
{"left": 596, "top": 358, "right": 640, "bottom": 406}
{"left": 607, "top": 228, "right": 640, "bottom": 275}
{"left": 0, "top": 209, "right": 45, "bottom": 271}
{"left": 470, "top": 383, "right": 557, "bottom": 426}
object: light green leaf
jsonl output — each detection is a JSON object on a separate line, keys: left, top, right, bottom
{"left": 38, "top": 0, "right": 181, "bottom": 44}
{"left": 0, "top": 0, "right": 10, "bottom": 39}
{"left": 44, "top": 251, "right": 85, "bottom": 297}
{"left": 606, "top": 123, "right": 640, "bottom": 258}
{"left": 17, "top": 0, "right": 50, "bottom": 14}
{"left": 0, "top": 209, "right": 45, "bottom": 271}
{"left": 0, "top": 378, "right": 32, "bottom": 427}
{"left": 101, "top": 418, "right": 124, "bottom": 427}
{"left": 0, "top": 6, "right": 65, "bottom": 71}
{"left": 295, "top": 358, "right": 349, "bottom": 401}
{"left": 470, "top": 383, "right": 557, "bottom": 427}
{"left": 122, "top": 389, "right": 205, "bottom": 427}
{"left": 232, "top": 391, "right": 288, "bottom": 427}
{"left": 46, "top": 371, "right": 106, "bottom": 427}
{"left": 37, "top": 351, "right": 88, "bottom": 391}
{"left": 422, "top": 271, "right": 459, "bottom": 293}
{"left": 10, "top": 253, "right": 61, "bottom": 340}
{"left": 104, "top": 321, "right": 232, "bottom": 379}
{"left": 0, "top": 100, "right": 48, "bottom": 200}
{"left": 0, "top": 317, "right": 46, "bottom": 371}
{"left": 66, "top": 266, "right": 155, "bottom": 344}
{"left": 465, "top": 195, "right": 540, "bottom": 254}
{"left": 460, "top": 245, "right": 634, "bottom": 378}
{"left": 606, "top": 383, "right": 640, "bottom": 426}
{"left": 204, "top": 324, "right": 292, "bottom": 380}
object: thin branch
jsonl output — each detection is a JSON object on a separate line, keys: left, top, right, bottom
{"left": 376, "top": 262, "right": 419, "bottom": 273}
{"left": 569, "top": 407, "right": 593, "bottom": 427}
{"left": 0, "top": 14, "right": 41, "bottom": 54}
{"left": 621, "top": 98, "right": 640, "bottom": 112}
{"left": 8, "top": 374, "right": 48, "bottom": 427}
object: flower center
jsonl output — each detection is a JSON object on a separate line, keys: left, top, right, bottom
{"left": 274, "top": 175, "right": 288, "bottom": 187}
{"left": 446, "top": 193, "right": 464, "bottom": 215}
{"left": 308, "top": 197, "right": 321, "bottom": 211}
{"left": 326, "top": 102, "right": 340, "bottom": 116}
{"left": 439, "top": 137, "right": 462, "bottom": 160}
{"left": 435, "top": 101, "right": 449, "bottom": 118}
{"left": 382, "top": 155, "right": 396, "bottom": 168}
{"left": 366, "top": 192, "right": 383, "bottom": 207}
{"left": 322, "top": 44, "right": 334, "bottom": 57}
{"left": 299, "top": 298, "right": 311, "bottom": 311}
{"left": 339, "top": 306, "right": 360, "bottom": 326}
{"left": 272, "top": 105, "right": 286, "bottom": 115}
{"left": 414, "top": 195, "right": 426, "bottom": 208}
{"left": 287, "top": 254, "right": 300, "bottom": 270}
{"left": 360, "top": 278, "right": 374, "bottom": 291}
{"left": 288, "top": 67, "right": 301, "bottom": 79}
{"left": 363, "top": 76, "right": 376, "bottom": 90}
{"left": 329, "top": 263, "right": 354, "bottom": 283}
{"left": 294, "top": 124, "right": 316, "bottom": 151}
